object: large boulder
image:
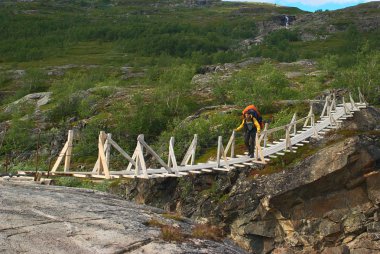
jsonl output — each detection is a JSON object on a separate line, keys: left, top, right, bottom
{"left": 0, "top": 181, "right": 248, "bottom": 254}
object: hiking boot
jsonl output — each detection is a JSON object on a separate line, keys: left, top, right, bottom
{"left": 249, "top": 153, "right": 254, "bottom": 158}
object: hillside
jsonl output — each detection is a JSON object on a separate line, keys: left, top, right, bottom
{"left": 0, "top": 1, "right": 379, "bottom": 252}
{"left": 0, "top": 0, "right": 379, "bottom": 173}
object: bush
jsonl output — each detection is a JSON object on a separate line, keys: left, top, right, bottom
{"left": 191, "top": 224, "right": 224, "bottom": 241}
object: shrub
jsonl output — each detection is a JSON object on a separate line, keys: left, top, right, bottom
{"left": 161, "top": 225, "right": 185, "bottom": 242}
{"left": 191, "top": 224, "right": 224, "bottom": 241}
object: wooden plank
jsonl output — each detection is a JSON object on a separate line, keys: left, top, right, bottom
{"left": 233, "top": 164, "right": 246, "bottom": 168}
{"left": 250, "top": 160, "right": 267, "bottom": 164}
{"left": 276, "top": 152, "right": 285, "bottom": 156}
{"left": 212, "top": 167, "right": 230, "bottom": 172}
{"left": 201, "top": 169, "right": 213, "bottom": 173}
{"left": 164, "top": 173, "right": 181, "bottom": 177}
{"left": 295, "top": 143, "right": 304, "bottom": 146}
{"left": 189, "top": 170, "right": 202, "bottom": 174}
{"left": 269, "top": 155, "right": 277, "bottom": 159}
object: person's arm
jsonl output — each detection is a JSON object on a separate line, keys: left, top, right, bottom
{"left": 253, "top": 118, "right": 261, "bottom": 132}
{"left": 235, "top": 120, "right": 245, "bottom": 131}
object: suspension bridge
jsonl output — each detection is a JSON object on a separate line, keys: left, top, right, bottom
{"left": 19, "top": 89, "right": 368, "bottom": 180}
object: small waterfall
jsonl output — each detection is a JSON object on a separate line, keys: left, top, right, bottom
{"left": 285, "top": 15, "right": 289, "bottom": 29}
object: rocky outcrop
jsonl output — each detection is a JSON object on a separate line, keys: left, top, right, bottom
{"left": 0, "top": 181, "right": 248, "bottom": 254}
{"left": 122, "top": 107, "right": 380, "bottom": 253}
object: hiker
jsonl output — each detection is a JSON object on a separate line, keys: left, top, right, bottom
{"left": 234, "top": 105, "right": 262, "bottom": 158}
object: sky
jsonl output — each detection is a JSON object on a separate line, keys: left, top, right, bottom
{"left": 224, "top": 0, "right": 375, "bottom": 12}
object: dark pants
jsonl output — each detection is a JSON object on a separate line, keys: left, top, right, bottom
{"left": 244, "top": 130, "right": 256, "bottom": 155}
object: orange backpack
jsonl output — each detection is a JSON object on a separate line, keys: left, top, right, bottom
{"left": 242, "top": 105, "right": 264, "bottom": 128}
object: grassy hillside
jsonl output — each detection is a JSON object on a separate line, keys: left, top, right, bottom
{"left": 0, "top": 0, "right": 378, "bottom": 173}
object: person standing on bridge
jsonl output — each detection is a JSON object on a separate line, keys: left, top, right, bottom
{"left": 234, "top": 107, "right": 261, "bottom": 158}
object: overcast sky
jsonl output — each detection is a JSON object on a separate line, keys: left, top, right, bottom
{"left": 225, "top": 0, "right": 374, "bottom": 12}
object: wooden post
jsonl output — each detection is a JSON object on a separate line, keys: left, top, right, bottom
{"left": 342, "top": 97, "right": 353, "bottom": 117}
{"left": 311, "top": 113, "right": 319, "bottom": 138}
{"left": 231, "top": 131, "right": 235, "bottom": 158}
{"left": 331, "top": 92, "right": 336, "bottom": 112}
{"left": 358, "top": 87, "right": 367, "bottom": 106}
{"left": 328, "top": 102, "right": 337, "bottom": 127}
{"left": 181, "top": 134, "right": 197, "bottom": 166}
{"left": 135, "top": 135, "right": 148, "bottom": 178}
{"left": 320, "top": 96, "right": 329, "bottom": 118}
{"left": 168, "top": 137, "right": 179, "bottom": 176}
{"left": 263, "top": 123, "right": 268, "bottom": 148}
{"left": 290, "top": 113, "right": 297, "bottom": 136}
{"left": 349, "top": 92, "right": 358, "bottom": 111}
{"left": 217, "top": 136, "right": 222, "bottom": 167}
{"left": 97, "top": 131, "right": 110, "bottom": 179}
{"left": 254, "top": 132, "right": 265, "bottom": 163}
{"left": 285, "top": 125, "right": 292, "bottom": 151}
{"left": 63, "top": 130, "right": 73, "bottom": 172}
{"left": 51, "top": 141, "right": 69, "bottom": 172}
{"left": 52, "top": 130, "right": 75, "bottom": 172}
{"left": 105, "top": 133, "right": 111, "bottom": 169}
{"left": 215, "top": 135, "right": 230, "bottom": 170}
{"left": 304, "top": 105, "right": 313, "bottom": 127}
{"left": 224, "top": 131, "right": 235, "bottom": 158}
{"left": 126, "top": 146, "right": 139, "bottom": 172}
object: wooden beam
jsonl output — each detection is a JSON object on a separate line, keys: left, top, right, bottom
{"left": 64, "top": 130, "right": 74, "bottom": 172}
{"left": 51, "top": 141, "right": 69, "bottom": 172}
{"left": 137, "top": 135, "right": 173, "bottom": 174}
{"left": 108, "top": 138, "right": 136, "bottom": 167}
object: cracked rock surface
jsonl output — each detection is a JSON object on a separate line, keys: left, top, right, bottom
{"left": 0, "top": 182, "right": 247, "bottom": 254}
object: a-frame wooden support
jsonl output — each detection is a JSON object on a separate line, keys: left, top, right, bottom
{"left": 126, "top": 135, "right": 148, "bottom": 178}
{"left": 51, "top": 130, "right": 74, "bottom": 172}
{"left": 224, "top": 131, "right": 236, "bottom": 158}
{"left": 290, "top": 113, "right": 297, "bottom": 136}
{"left": 92, "top": 131, "right": 110, "bottom": 179}
{"left": 216, "top": 136, "right": 231, "bottom": 170}
{"left": 349, "top": 92, "right": 359, "bottom": 111}
{"left": 342, "top": 97, "right": 353, "bottom": 117}
{"left": 358, "top": 87, "right": 368, "bottom": 106}
{"left": 167, "top": 137, "right": 179, "bottom": 176}
{"left": 254, "top": 133, "right": 266, "bottom": 164}
{"left": 181, "top": 134, "right": 197, "bottom": 166}
{"left": 285, "top": 124, "right": 293, "bottom": 152}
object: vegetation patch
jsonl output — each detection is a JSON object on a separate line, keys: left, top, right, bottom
{"left": 161, "top": 225, "right": 186, "bottom": 242}
{"left": 191, "top": 224, "right": 224, "bottom": 241}
{"left": 162, "top": 212, "right": 186, "bottom": 222}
